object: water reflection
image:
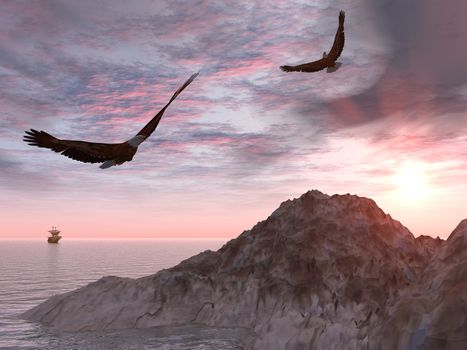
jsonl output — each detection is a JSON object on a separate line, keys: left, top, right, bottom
{"left": 0, "top": 240, "right": 235, "bottom": 349}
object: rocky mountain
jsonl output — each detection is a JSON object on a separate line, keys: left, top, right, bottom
{"left": 23, "top": 190, "right": 467, "bottom": 349}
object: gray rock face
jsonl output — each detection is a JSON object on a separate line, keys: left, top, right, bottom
{"left": 23, "top": 191, "right": 467, "bottom": 349}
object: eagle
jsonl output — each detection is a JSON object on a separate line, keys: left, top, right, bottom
{"left": 23, "top": 73, "right": 198, "bottom": 169}
{"left": 280, "top": 10, "right": 345, "bottom": 73}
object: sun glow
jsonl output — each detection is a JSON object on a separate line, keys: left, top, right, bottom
{"left": 392, "top": 161, "right": 432, "bottom": 203}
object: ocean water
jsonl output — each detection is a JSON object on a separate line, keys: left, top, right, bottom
{"left": 0, "top": 240, "right": 251, "bottom": 350}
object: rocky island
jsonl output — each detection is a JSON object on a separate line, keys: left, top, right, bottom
{"left": 23, "top": 190, "right": 467, "bottom": 349}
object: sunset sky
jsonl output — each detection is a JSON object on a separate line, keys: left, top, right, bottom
{"left": 1, "top": 0, "right": 466, "bottom": 240}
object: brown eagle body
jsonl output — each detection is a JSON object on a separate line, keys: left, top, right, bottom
{"left": 23, "top": 73, "right": 198, "bottom": 169}
{"left": 280, "top": 10, "right": 345, "bottom": 73}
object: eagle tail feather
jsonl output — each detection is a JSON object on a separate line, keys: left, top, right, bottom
{"left": 99, "top": 160, "right": 116, "bottom": 169}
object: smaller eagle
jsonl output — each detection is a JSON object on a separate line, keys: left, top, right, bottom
{"left": 23, "top": 73, "right": 198, "bottom": 169}
{"left": 280, "top": 10, "right": 345, "bottom": 73}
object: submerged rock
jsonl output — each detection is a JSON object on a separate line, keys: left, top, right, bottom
{"left": 23, "top": 190, "right": 467, "bottom": 349}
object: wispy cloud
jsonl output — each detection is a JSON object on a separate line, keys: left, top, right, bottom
{"left": 0, "top": 0, "right": 465, "bottom": 238}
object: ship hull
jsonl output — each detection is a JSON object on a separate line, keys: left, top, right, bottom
{"left": 47, "top": 236, "right": 61, "bottom": 243}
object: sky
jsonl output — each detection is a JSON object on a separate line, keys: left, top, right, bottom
{"left": 0, "top": 0, "right": 466, "bottom": 240}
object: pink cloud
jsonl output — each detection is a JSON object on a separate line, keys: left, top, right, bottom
{"left": 2, "top": 0, "right": 466, "bottom": 241}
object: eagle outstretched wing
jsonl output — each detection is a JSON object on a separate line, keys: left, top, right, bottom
{"left": 280, "top": 10, "right": 345, "bottom": 73}
{"left": 136, "top": 72, "right": 199, "bottom": 139}
{"left": 23, "top": 129, "right": 121, "bottom": 164}
{"left": 23, "top": 73, "right": 199, "bottom": 166}
{"left": 326, "top": 10, "right": 345, "bottom": 62}
{"left": 280, "top": 59, "right": 327, "bottom": 73}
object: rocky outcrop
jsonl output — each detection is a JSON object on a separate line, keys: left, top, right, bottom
{"left": 373, "top": 219, "right": 467, "bottom": 350}
{"left": 23, "top": 191, "right": 467, "bottom": 349}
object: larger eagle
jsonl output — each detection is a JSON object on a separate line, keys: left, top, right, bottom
{"left": 23, "top": 73, "right": 198, "bottom": 169}
{"left": 280, "top": 10, "right": 345, "bottom": 73}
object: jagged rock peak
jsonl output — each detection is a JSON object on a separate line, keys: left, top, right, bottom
{"left": 415, "top": 235, "right": 444, "bottom": 257}
{"left": 272, "top": 190, "right": 391, "bottom": 221}
{"left": 266, "top": 189, "right": 414, "bottom": 250}
{"left": 447, "top": 218, "right": 467, "bottom": 241}
{"left": 437, "top": 218, "right": 467, "bottom": 262}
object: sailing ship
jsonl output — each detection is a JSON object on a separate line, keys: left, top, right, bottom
{"left": 47, "top": 226, "right": 62, "bottom": 243}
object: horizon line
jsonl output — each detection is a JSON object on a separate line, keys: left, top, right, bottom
{"left": 0, "top": 237, "right": 230, "bottom": 241}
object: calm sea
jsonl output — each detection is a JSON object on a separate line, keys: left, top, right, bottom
{"left": 0, "top": 240, "right": 250, "bottom": 350}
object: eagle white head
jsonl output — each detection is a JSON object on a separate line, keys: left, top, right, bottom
{"left": 127, "top": 135, "right": 146, "bottom": 148}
